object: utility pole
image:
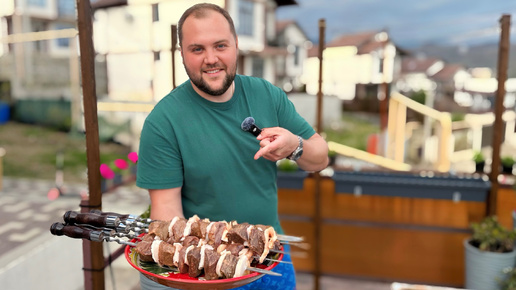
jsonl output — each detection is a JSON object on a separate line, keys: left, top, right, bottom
{"left": 487, "top": 14, "right": 511, "bottom": 216}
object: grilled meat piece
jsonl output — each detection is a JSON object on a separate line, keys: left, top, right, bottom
{"left": 168, "top": 218, "right": 187, "bottom": 243}
{"left": 183, "top": 215, "right": 200, "bottom": 237}
{"left": 248, "top": 227, "right": 265, "bottom": 261}
{"left": 187, "top": 246, "right": 202, "bottom": 278}
{"left": 134, "top": 233, "right": 155, "bottom": 262}
{"left": 190, "top": 219, "right": 210, "bottom": 239}
{"left": 207, "top": 222, "right": 228, "bottom": 248}
{"left": 219, "top": 253, "right": 239, "bottom": 279}
{"left": 148, "top": 220, "right": 170, "bottom": 240}
{"left": 203, "top": 248, "right": 221, "bottom": 280}
{"left": 178, "top": 244, "right": 191, "bottom": 274}
{"left": 226, "top": 222, "right": 251, "bottom": 244}
{"left": 158, "top": 241, "right": 176, "bottom": 267}
{"left": 225, "top": 243, "right": 245, "bottom": 256}
{"left": 183, "top": 235, "right": 200, "bottom": 247}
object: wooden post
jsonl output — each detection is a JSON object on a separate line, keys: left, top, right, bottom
{"left": 313, "top": 18, "right": 325, "bottom": 290}
{"left": 487, "top": 14, "right": 511, "bottom": 216}
{"left": 171, "top": 25, "right": 177, "bottom": 89}
{"left": 75, "top": 0, "right": 104, "bottom": 289}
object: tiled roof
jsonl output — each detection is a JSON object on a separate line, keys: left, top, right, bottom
{"left": 276, "top": 20, "right": 296, "bottom": 34}
{"left": 327, "top": 31, "right": 379, "bottom": 48}
{"left": 308, "top": 30, "right": 389, "bottom": 57}
{"left": 431, "top": 64, "right": 465, "bottom": 82}
{"left": 401, "top": 57, "right": 441, "bottom": 74}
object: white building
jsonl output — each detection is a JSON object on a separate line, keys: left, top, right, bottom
{"left": 302, "top": 30, "right": 405, "bottom": 104}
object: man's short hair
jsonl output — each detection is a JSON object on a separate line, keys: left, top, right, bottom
{"left": 177, "top": 3, "right": 237, "bottom": 48}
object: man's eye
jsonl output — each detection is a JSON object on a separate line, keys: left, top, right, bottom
{"left": 192, "top": 47, "right": 202, "bottom": 52}
{"left": 217, "top": 44, "right": 227, "bottom": 49}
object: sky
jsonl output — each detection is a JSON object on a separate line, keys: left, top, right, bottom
{"left": 276, "top": 0, "right": 516, "bottom": 48}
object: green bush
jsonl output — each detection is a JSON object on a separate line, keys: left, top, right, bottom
{"left": 277, "top": 159, "right": 299, "bottom": 172}
{"left": 470, "top": 216, "right": 516, "bottom": 253}
{"left": 473, "top": 151, "right": 485, "bottom": 163}
{"left": 502, "top": 156, "right": 515, "bottom": 167}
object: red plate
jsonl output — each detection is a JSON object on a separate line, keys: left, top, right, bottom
{"left": 125, "top": 237, "right": 282, "bottom": 290}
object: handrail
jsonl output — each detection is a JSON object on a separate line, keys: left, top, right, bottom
{"left": 328, "top": 141, "right": 411, "bottom": 171}
{"left": 387, "top": 92, "right": 452, "bottom": 172}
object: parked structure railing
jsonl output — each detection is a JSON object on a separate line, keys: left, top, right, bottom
{"left": 329, "top": 91, "right": 516, "bottom": 174}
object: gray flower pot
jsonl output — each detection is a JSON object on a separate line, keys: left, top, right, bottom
{"left": 464, "top": 239, "right": 516, "bottom": 290}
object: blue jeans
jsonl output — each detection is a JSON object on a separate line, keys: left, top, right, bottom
{"left": 139, "top": 245, "right": 296, "bottom": 290}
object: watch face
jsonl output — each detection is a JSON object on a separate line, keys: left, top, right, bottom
{"left": 292, "top": 148, "right": 303, "bottom": 161}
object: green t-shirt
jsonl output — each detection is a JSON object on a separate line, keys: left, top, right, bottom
{"left": 136, "top": 75, "right": 315, "bottom": 233}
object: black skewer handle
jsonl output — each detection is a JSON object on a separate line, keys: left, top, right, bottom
{"left": 50, "top": 222, "right": 105, "bottom": 242}
{"left": 63, "top": 211, "right": 120, "bottom": 228}
{"left": 89, "top": 209, "right": 131, "bottom": 219}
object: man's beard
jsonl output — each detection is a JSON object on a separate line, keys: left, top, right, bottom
{"left": 186, "top": 64, "right": 237, "bottom": 96}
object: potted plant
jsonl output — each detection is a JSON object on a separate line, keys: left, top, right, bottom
{"left": 473, "top": 151, "right": 485, "bottom": 173}
{"left": 501, "top": 156, "right": 514, "bottom": 175}
{"left": 276, "top": 159, "right": 307, "bottom": 190}
{"left": 464, "top": 216, "right": 516, "bottom": 290}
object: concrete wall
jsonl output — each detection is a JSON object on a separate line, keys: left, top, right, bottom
{"left": 288, "top": 93, "right": 342, "bottom": 129}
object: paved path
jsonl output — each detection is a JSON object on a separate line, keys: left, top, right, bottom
{"left": 0, "top": 177, "right": 150, "bottom": 290}
{"left": 0, "top": 178, "right": 84, "bottom": 260}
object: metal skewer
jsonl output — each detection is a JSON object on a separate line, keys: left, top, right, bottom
{"left": 247, "top": 267, "right": 282, "bottom": 276}
{"left": 253, "top": 256, "right": 292, "bottom": 264}
{"left": 106, "top": 237, "right": 137, "bottom": 246}
{"left": 280, "top": 241, "right": 311, "bottom": 250}
{"left": 277, "top": 234, "right": 304, "bottom": 243}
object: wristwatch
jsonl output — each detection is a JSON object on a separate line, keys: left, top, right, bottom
{"left": 287, "top": 135, "right": 303, "bottom": 161}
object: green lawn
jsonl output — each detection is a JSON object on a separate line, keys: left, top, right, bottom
{"left": 0, "top": 121, "right": 130, "bottom": 182}
{"left": 323, "top": 114, "right": 380, "bottom": 151}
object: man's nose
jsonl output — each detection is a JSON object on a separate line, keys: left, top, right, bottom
{"left": 204, "top": 49, "right": 219, "bottom": 64}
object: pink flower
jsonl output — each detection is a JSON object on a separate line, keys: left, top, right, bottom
{"left": 100, "top": 164, "right": 115, "bottom": 179}
{"left": 114, "top": 158, "right": 129, "bottom": 170}
{"left": 128, "top": 152, "right": 138, "bottom": 163}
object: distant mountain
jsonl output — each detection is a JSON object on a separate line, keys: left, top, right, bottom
{"left": 409, "top": 42, "right": 516, "bottom": 78}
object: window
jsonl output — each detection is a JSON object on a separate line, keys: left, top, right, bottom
{"left": 152, "top": 4, "right": 159, "bottom": 22}
{"left": 237, "top": 0, "right": 254, "bottom": 36}
{"left": 294, "top": 46, "right": 300, "bottom": 66}
{"left": 58, "top": 0, "right": 75, "bottom": 17}
{"left": 251, "top": 57, "right": 264, "bottom": 78}
{"left": 27, "top": 0, "right": 46, "bottom": 7}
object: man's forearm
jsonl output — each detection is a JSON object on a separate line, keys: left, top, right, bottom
{"left": 296, "top": 134, "right": 329, "bottom": 172}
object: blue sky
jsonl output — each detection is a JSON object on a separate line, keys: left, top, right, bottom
{"left": 276, "top": 0, "right": 516, "bottom": 48}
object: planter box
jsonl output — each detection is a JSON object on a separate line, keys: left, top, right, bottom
{"left": 333, "top": 171, "right": 491, "bottom": 201}
{"left": 277, "top": 171, "right": 308, "bottom": 190}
